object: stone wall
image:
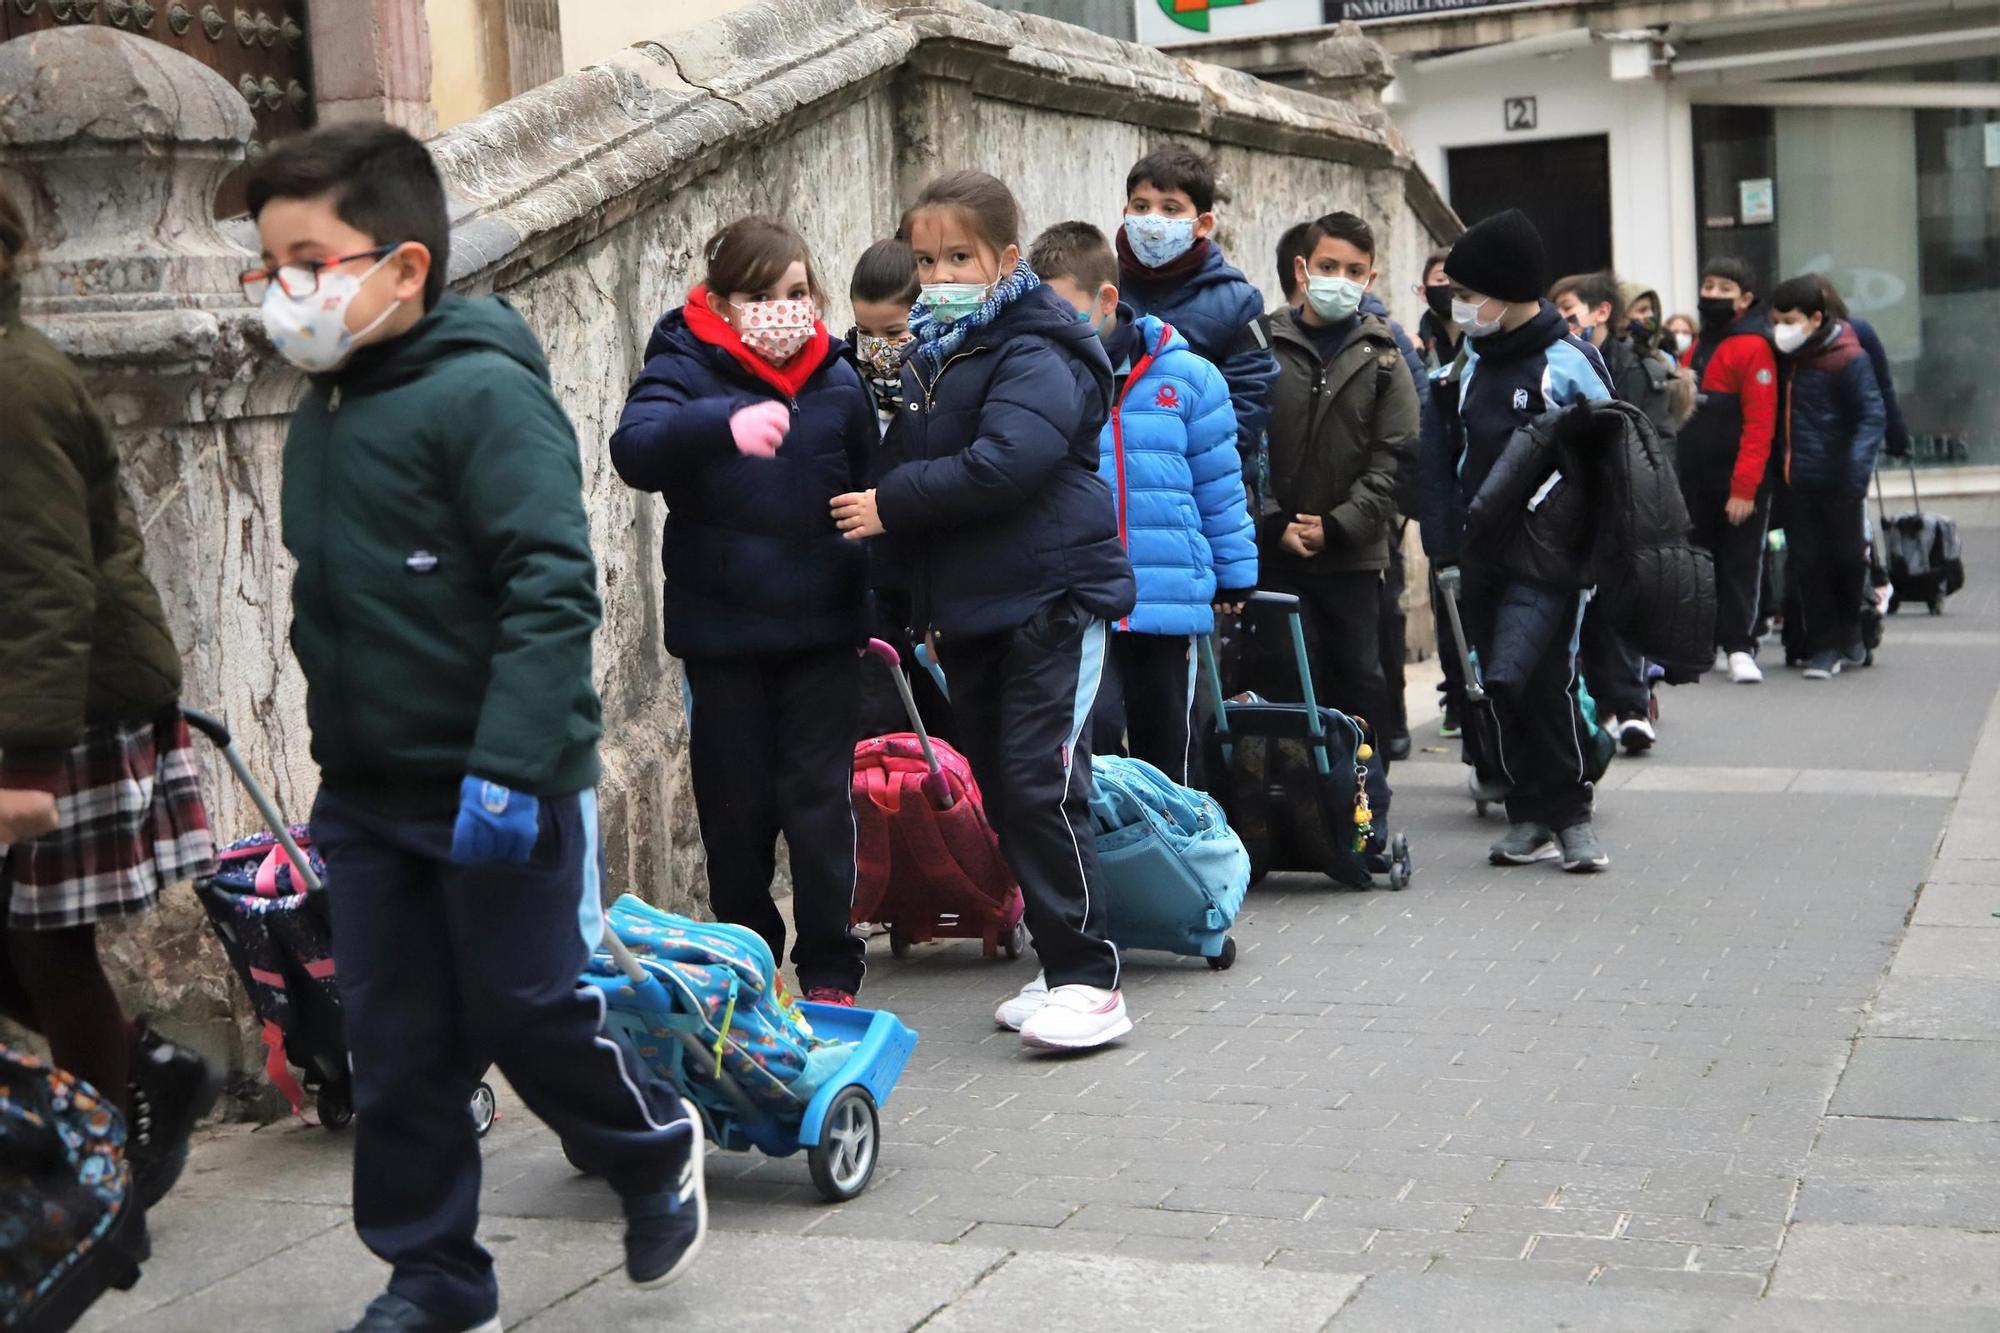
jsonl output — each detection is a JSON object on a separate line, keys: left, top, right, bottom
{"left": 0, "top": 0, "right": 1454, "bottom": 1094}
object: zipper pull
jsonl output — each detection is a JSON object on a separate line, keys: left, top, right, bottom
{"left": 329, "top": 385, "right": 342, "bottom": 412}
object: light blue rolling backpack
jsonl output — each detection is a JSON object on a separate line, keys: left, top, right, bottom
{"left": 1088, "top": 755, "right": 1250, "bottom": 971}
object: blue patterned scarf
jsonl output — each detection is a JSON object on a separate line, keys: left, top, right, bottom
{"left": 908, "top": 259, "right": 1041, "bottom": 376}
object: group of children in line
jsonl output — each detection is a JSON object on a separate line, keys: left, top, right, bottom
{"left": 0, "top": 118, "right": 1900, "bottom": 1332}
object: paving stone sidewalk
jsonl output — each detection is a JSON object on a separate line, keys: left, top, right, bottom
{"left": 81, "top": 533, "right": 2000, "bottom": 1331}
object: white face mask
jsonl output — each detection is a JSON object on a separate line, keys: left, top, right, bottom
{"left": 261, "top": 249, "right": 405, "bottom": 374}
{"left": 1772, "top": 322, "right": 1811, "bottom": 355}
{"left": 1123, "top": 214, "right": 1198, "bottom": 269}
{"left": 1304, "top": 274, "right": 1365, "bottom": 324}
{"left": 1452, "top": 294, "right": 1504, "bottom": 338}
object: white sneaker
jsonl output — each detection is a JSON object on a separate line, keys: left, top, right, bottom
{"left": 1018, "top": 985, "right": 1132, "bottom": 1051}
{"left": 994, "top": 974, "right": 1049, "bottom": 1031}
{"left": 1727, "top": 652, "right": 1763, "bottom": 684}
{"left": 1619, "top": 717, "right": 1656, "bottom": 753}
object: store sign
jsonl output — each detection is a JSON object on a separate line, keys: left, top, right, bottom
{"left": 1135, "top": 0, "right": 1321, "bottom": 43}
{"left": 1331, "top": 0, "right": 1583, "bottom": 20}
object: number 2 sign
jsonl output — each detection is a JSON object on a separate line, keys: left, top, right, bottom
{"left": 1504, "top": 96, "right": 1538, "bottom": 131}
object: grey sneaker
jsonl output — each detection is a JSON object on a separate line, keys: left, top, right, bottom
{"left": 1489, "top": 823, "right": 1558, "bottom": 865}
{"left": 1802, "top": 651, "right": 1843, "bottom": 681}
{"left": 1557, "top": 822, "right": 1610, "bottom": 873}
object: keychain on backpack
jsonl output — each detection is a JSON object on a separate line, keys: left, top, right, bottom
{"left": 1352, "top": 762, "right": 1374, "bottom": 853}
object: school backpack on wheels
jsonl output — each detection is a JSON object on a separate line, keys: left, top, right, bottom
{"left": 849, "top": 643, "right": 1025, "bottom": 960}
{"left": 179, "top": 708, "right": 498, "bottom": 1136}
{"left": 1199, "top": 592, "right": 1410, "bottom": 891}
{"left": 1878, "top": 455, "right": 1965, "bottom": 615}
{"left": 0, "top": 1045, "right": 149, "bottom": 1333}
{"left": 1088, "top": 754, "right": 1250, "bottom": 969}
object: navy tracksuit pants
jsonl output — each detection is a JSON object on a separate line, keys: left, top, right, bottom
{"left": 939, "top": 596, "right": 1122, "bottom": 991}
{"left": 313, "top": 787, "right": 693, "bottom": 1326}
{"left": 1092, "top": 630, "right": 1199, "bottom": 788}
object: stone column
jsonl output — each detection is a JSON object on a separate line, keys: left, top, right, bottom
{"left": 1301, "top": 21, "right": 1396, "bottom": 131}
{"left": 310, "top": 0, "right": 440, "bottom": 135}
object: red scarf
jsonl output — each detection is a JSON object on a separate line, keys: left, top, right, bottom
{"left": 683, "top": 285, "right": 831, "bottom": 399}
{"left": 1115, "top": 227, "right": 1213, "bottom": 288}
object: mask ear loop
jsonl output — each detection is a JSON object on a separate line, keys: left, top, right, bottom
{"left": 343, "top": 245, "right": 409, "bottom": 345}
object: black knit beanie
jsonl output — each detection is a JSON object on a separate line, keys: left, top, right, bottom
{"left": 1443, "top": 208, "right": 1546, "bottom": 305}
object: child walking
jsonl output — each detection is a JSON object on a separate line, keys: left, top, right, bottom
{"left": 1028, "top": 220, "right": 1254, "bottom": 785}
{"left": 831, "top": 172, "right": 1137, "bottom": 1052}
{"left": 612, "top": 217, "right": 871, "bottom": 1005}
{"left": 249, "top": 125, "right": 702, "bottom": 1333}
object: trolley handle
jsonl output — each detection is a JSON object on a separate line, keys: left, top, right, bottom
{"left": 179, "top": 705, "right": 322, "bottom": 894}
{"left": 181, "top": 705, "right": 232, "bottom": 749}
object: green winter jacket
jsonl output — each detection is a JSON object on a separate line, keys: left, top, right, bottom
{"left": 0, "top": 281, "right": 183, "bottom": 755}
{"left": 281, "top": 294, "right": 602, "bottom": 800}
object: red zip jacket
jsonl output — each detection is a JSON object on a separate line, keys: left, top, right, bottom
{"left": 1678, "top": 306, "right": 1777, "bottom": 503}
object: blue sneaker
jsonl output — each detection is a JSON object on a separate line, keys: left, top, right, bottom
{"left": 623, "top": 1098, "right": 707, "bottom": 1288}
{"left": 340, "top": 1293, "right": 499, "bottom": 1333}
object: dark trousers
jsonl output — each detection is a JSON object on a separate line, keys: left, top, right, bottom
{"left": 684, "top": 649, "right": 865, "bottom": 995}
{"left": 1784, "top": 491, "right": 1866, "bottom": 658}
{"left": 939, "top": 598, "right": 1120, "bottom": 991}
{"left": 1377, "top": 536, "right": 1410, "bottom": 741}
{"left": 1580, "top": 599, "right": 1649, "bottom": 720}
{"left": 1686, "top": 487, "right": 1770, "bottom": 655}
{"left": 1460, "top": 563, "right": 1594, "bottom": 831}
{"left": 1261, "top": 569, "right": 1391, "bottom": 756}
{"left": 313, "top": 788, "right": 692, "bottom": 1327}
{"left": 1092, "top": 630, "right": 1198, "bottom": 787}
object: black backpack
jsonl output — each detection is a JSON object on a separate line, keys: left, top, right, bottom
{"left": 0, "top": 1044, "right": 150, "bottom": 1331}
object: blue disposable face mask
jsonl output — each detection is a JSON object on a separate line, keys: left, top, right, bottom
{"left": 920, "top": 281, "right": 990, "bottom": 324}
{"left": 1304, "top": 274, "right": 1365, "bottom": 323}
{"left": 1124, "top": 214, "right": 1197, "bottom": 269}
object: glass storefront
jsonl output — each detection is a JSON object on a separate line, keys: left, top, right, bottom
{"left": 1693, "top": 60, "right": 2000, "bottom": 467}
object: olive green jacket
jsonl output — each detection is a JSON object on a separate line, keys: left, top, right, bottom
{"left": 0, "top": 281, "right": 182, "bottom": 756}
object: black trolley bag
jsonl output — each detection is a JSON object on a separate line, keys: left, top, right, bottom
{"left": 1433, "top": 566, "right": 1513, "bottom": 819}
{"left": 1878, "top": 454, "right": 1965, "bottom": 615}
{"left": 1199, "top": 592, "right": 1412, "bottom": 891}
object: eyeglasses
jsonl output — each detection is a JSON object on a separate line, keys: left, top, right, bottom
{"left": 239, "top": 245, "right": 399, "bottom": 305}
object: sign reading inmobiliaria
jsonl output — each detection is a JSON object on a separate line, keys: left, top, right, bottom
{"left": 1331, "top": 0, "right": 1584, "bottom": 20}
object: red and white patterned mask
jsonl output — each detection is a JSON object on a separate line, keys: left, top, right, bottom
{"left": 732, "top": 297, "right": 817, "bottom": 365}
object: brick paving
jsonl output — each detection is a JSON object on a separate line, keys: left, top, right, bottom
{"left": 82, "top": 532, "right": 2000, "bottom": 1329}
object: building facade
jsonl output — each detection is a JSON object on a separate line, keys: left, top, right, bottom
{"left": 1135, "top": 0, "right": 2000, "bottom": 468}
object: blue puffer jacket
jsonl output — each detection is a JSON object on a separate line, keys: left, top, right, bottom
{"left": 1097, "top": 312, "right": 1256, "bottom": 636}
{"left": 1121, "top": 244, "right": 1277, "bottom": 487}
{"left": 874, "top": 283, "right": 1136, "bottom": 637}
{"left": 609, "top": 308, "right": 873, "bottom": 660}
{"left": 1780, "top": 320, "right": 1885, "bottom": 498}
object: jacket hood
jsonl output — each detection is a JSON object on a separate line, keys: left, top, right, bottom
{"left": 1788, "top": 319, "right": 1858, "bottom": 366}
{"left": 1125, "top": 242, "right": 1252, "bottom": 299}
{"left": 961, "top": 283, "right": 1114, "bottom": 388}
{"left": 326, "top": 293, "right": 550, "bottom": 394}
{"left": 1130, "top": 312, "right": 1188, "bottom": 363}
{"left": 1270, "top": 303, "right": 1396, "bottom": 358}
{"left": 1721, "top": 302, "right": 1773, "bottom": 343}
{"left": 1466, "top": 300, "right": 1568, "bottom": 364}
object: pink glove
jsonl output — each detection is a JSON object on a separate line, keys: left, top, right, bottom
{"left": 729, "top": 401, "right": 791, "bottom": 458}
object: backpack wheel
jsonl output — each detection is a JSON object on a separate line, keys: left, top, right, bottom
{"left": 808, "top": 1085, "right": 880, "bottom": 1202}
{"left": 1207, "top": 936, "right": 1238, "bottom": 971}
{"left": 316, "top": 1084, "right": 353, "bottom": 1132}
{"left": 1004, "top": 919, "right": 1027, "bottom": 961}
{"left": 470, "top": 1082, "right": 498, "bottom": 1138}
{"left": 1474, "top": 799, "right": 1490, "bottom": 819}
{"left": 1390, "top": 833, "right": 1412, "bottom": 891}
{"left": 1928, "top": 597, "right": 1945, "bottom": 616}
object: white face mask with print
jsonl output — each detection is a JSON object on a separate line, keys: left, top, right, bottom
{"left": 732, "top": 297, "right": 817, "bottom": 364}
{"left": 261, "top": 249, "right": 404, "bottom": 374}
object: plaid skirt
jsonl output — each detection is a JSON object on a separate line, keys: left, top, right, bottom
{"left": 0, "top": 711, "right": 215, "bottom": 932}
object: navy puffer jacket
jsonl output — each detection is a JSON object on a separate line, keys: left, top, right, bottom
{"left": 1780, "top": 321, "right": 1885, "bottom": 498}
{"left": 874, "top": 284, "right": 1137, "bottom": 637}
{"left": 610, "top": 310, "right": 873, "bottom": 660}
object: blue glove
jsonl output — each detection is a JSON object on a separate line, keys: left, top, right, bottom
{"left": 450, "top": 776, "right": 540, "bottom": 866}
